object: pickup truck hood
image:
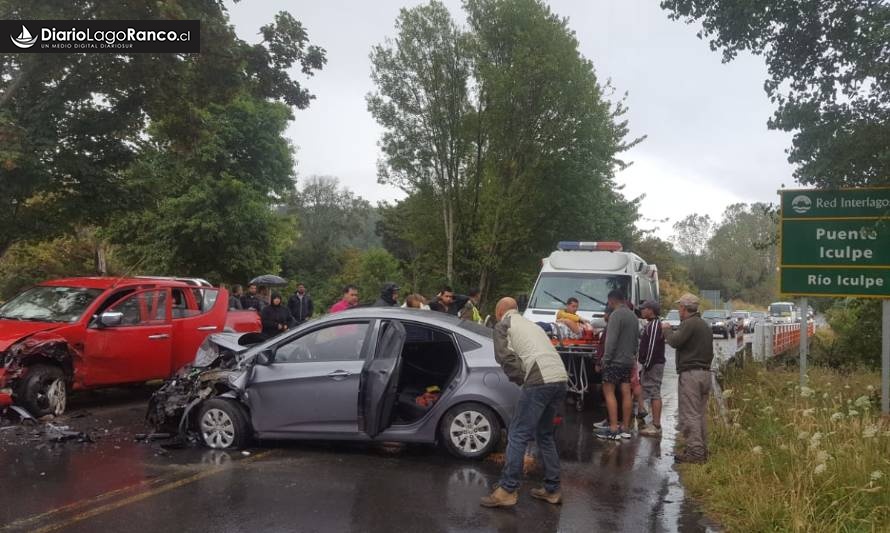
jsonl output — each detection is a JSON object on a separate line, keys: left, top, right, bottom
{"left": 0, "top": 320, "right": 60, "bottom": 352}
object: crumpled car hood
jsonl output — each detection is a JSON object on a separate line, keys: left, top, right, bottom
{"left": 0, "top": 320, "right": 60, "bottom": 352}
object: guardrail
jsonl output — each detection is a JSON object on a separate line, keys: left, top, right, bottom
{"left": 751, "top": 321, "right": 816, "bottom": 360}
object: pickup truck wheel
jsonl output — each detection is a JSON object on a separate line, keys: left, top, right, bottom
{"left": 439, "top": 402, "right": 501, "bottom": 460}
{"left": 17, "top": 365, "right": 67, "bottom": 417}
{"left": 198, "top": 398, "right": 251, "bottom": 450}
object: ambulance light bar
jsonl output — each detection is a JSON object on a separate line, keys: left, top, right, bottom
{"left": 557, "top": 241, "right": 623, "bottom": 252}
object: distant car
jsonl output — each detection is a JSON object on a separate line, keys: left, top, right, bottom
{"left": 147, "top": 308, "right": 521, "bottom": 460}
{"left": 702, "top": 310, "right": 734, "bottom": 339}
{"left": 731, "top": 311, "right": 754, "bottom": 333}
{"left": 749, "top": 311, "right": 767, "bottom": 330}
{"left": 664, "top": 309, "right": 681, "bottom": 330}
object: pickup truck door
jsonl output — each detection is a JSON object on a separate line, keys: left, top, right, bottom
{"left": 169, "top": 287, "right": 229, "bottom": 372}
{"left": 83, "top": 289, "right": 172, "bottom": 385}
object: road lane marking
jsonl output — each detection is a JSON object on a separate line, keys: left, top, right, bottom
{"left": 4, "top": 451, "right": 272, "bottom": 533}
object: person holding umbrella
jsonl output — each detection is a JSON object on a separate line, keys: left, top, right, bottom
{"left": 261, "top": 293, "right": 293, "bottom": 339}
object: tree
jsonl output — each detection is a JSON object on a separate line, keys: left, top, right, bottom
{"left": 466, "top": 0, "right": 642, "bottom": 298}
{"left": 660, "top": 0, "right": 890, "bottom": 187}
{"left": 281, "top": 176, "right": 376, "bottom": 289}
{"left": 671, "top": 213, "right": 714, "bottom": 257}
{"left": 328, "top": 248, "right": 405, "bottom": 308}
{"left": 367, "top": 1, "right": 474, "bottom": 283}
{"left": 0, "top": 1, "right": 326, "bottom": 273}
{"left": 706, "top": 203, "right": 778, "bottom": 303}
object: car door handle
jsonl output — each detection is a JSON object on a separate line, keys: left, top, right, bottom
{"left": 148, "top": 334, "right": 170, "bottom": 340}
{"left": 327, "top": 370, "right": 351, "bottom": 378}
{"left": 197, "top": 326, "right": 218, "bottom": 331}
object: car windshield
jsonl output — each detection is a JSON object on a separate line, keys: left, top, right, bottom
{"left": 751, "top": 312, "right": 766, "bottom": 318}
{"left": 528, "top": 273, "right": 631, "bottom": 313}
{"left": 769, "top": 304, "right": 793, "bottom": 317}
{"left": 732, "top": 311, "right": 749, "bottom": 318}
{"left": 0, "top": 286, "right": 103, "bottom": 323}
{"left": 666, "top": 310, "right": 679, "bottom": 320}
{"left": 702, "top": 310, "right": 724, "bottom": 319}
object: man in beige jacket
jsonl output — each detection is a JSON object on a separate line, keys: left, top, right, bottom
{"left": 480, "top": 298, "right": 568, "bottom": 508}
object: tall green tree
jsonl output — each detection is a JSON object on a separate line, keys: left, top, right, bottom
{"left": 372, "top": 0, "right": 642, "bottom": 302}
{"left": 661, "top": 0, "right": 890, "bottom": 187}
{"left": 367, "top": 0, "right": 474, "bottom": 283}
{"left": 706, "top": 203, "right": 778, "bottom": 303}
{"left": 0, "top": 1, "right": 326, "bottom": 279}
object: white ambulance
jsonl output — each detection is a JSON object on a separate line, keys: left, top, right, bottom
{"left": 522, "top": 241, "right": 659, "bottom": 325}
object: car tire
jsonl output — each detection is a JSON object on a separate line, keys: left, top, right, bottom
{"left": 439, "top": 402, "right": 502, "bottom": 460}
{"left": 198, "top": 398, "right": 252, "bottom": 450}
{"left": 16, "top": 364, "right": 67, "bottom": 417}
{"left": 723, "top": 331, "right": 729, "bottom": 339}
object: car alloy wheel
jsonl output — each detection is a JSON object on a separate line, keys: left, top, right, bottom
{"left": 201, "top": 408, "right": 236, "bottom": 449}
{"left": 40, "top": 378, "right": 67, "bottom": 416}
{"left": 449, "top": 409, "right": 493, "bottom": 454}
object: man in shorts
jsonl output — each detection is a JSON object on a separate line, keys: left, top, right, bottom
{"left": 638, "top": 300, "right": 666, "bottom": 437}
{"left": 594, "top": 290, "right": 640, "bottom": 440}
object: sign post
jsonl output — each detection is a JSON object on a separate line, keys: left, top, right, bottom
{"left": 800, "top": 297, "right": 808, "bottom": 387}
{"left": 779, "top": 188, "right": 890, "bottom": 412}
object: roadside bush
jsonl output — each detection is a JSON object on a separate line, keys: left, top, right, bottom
{"left": 821, "top": 299, "right": 882, "bottom": 370}
{"left": 680, "top": 364, "right": 889, "bottom": 532}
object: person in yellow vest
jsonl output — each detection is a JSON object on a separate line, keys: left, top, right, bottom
{"left": 556, "top": 297, "right": 593, "bottom": 336}
{"left": 459, "top": 288, "right": 483, "bottom": 323}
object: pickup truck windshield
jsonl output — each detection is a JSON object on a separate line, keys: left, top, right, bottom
{"left": 0, "top": 286, "right": 103, "bottom": 323}
{"left": 529, "top": 273, "right": 630, "bottom": 313}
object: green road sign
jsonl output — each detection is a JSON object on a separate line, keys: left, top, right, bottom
{"left": 781, "top": 188, "right": 890, "bottom": 219}
{"left": 781, "top": 268, "right": 890, "bottom": 298}
{"left": 780, "top": 188, "right": 890, "bottom": 298}
{"left": 782, "top": 218, "right": 890, "bottom": 266}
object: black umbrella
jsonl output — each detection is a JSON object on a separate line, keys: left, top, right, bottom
{"left": 249, "top": 274, "right": 288, "bottom": 286}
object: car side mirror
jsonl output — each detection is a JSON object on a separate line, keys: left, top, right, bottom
{"left": 99, "top": 311, "right": 123, "bottom": 328}
{"left": 255, "top": 349, "right": 274, "bottom": 366}
{"left": 517, "top": 294, "right": 529, "bottom": 313}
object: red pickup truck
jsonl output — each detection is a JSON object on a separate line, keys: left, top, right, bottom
{"left": 0, "top": 277, "right": 261, "bottom": 417}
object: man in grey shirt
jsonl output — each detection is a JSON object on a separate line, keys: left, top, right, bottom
{"left": 594, "top": 290, "right": 640, "bottom": 440}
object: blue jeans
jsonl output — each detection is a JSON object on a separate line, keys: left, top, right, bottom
{"left": 499, "top": 382, "right": 567, "bottom": 493}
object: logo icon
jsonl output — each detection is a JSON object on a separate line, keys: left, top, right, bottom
{"left": 792, "top": 195, "right": 812, "bottom": 214}
{"left": 10, "top": 25, "right": 38, "bottom": 49}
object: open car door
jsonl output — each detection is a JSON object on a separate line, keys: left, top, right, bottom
{"left": 359, "top": 320, "right": 406, "bottom": 438}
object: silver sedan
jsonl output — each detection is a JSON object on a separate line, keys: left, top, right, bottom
{"left": 148, "top": 308, "right": 521, "bottom": 459}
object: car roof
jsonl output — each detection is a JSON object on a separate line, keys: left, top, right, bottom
{"left": 39, "top": 277, "right": 198, "bottom": 290}
{"left": 313, "top": 307, "right": 493, "bottom": 343}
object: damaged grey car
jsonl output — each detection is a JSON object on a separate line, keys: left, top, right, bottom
{"left": 147, "top": 308, "right": 520, "bottom": 459}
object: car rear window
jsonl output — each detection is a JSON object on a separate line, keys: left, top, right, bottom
{"left": 456, "top": 320, "right": 493, "bottom": 339}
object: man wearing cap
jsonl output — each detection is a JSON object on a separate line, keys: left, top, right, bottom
{"left": 662, "top": 293, "right": 714, "bottom": 463}
{"left": 638, "top": 300, "right": 666, "bottom": 437}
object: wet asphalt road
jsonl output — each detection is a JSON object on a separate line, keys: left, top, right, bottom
{"left": 1, "top": 340, "right": 738, "bottom": 532}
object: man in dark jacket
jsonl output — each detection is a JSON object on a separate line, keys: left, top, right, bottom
{"left": 287, "top": 283, "right": 313, "bottom": 324}
{"left": 260, "top": 293, "right": 292, "bottom": 339}
{"left": 228, "top": 284, "right": 244, "bottom": 310}
{"left": 372, "top": 282, "right": 400, "bottom": 307}
{"left": 638, "top": 300, "right": 666, "bottom": 437}
{"left": 241, "top": 283, "right": 263, "bottom": 312}
{"left": 428, "top": 285, "right": 455, "bottom": 313}
{"left": 662, "top": 293, "right": 714, "bottom": 463}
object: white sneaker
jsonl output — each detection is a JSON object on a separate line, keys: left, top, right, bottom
{"left": 639, "top": 424, "right": 662, "bottom": 438}
{"left": 619, "top": 426, "right": 632, "bottom": 439}
{"left": 593, "top": 418, "right": 609, "bottom": 429}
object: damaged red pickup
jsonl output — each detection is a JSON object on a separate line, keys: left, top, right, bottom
{"left": 0, "top": 277, "right": 260, "bottom": 417}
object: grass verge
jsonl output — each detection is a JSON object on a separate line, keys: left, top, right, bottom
{"left": 678, "top": 363, "right": 889, "bottom": 532}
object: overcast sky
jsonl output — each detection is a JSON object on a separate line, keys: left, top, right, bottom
{"left": 227, "top": 0, "right": 796, "bottom": 238}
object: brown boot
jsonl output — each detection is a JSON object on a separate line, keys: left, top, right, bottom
{"left": 480, "top": 487, "right": 518, "bottom": 508}
{"left": 530, "top": 487, "right": 562, "bottom": 504}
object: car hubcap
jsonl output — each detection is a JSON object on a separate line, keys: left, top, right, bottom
{"left": 450, "top": 410, "right": 492, "bottom": 453}
{"left": 201, "top": 408, "right": 236, "bottom": 449}
{"left": 39, "top": 378, "right": 66, "bottom": 416}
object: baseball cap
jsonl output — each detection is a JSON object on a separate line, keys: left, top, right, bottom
{"left": 675, "top": 293, "right": 700, "bottom": 307}
{"left": 640, "top": 300, "right": 661, "bottom": 315}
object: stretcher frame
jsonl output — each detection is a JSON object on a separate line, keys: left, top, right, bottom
{"left": 551, "top": 334, "right": 601, "bottom": 411}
